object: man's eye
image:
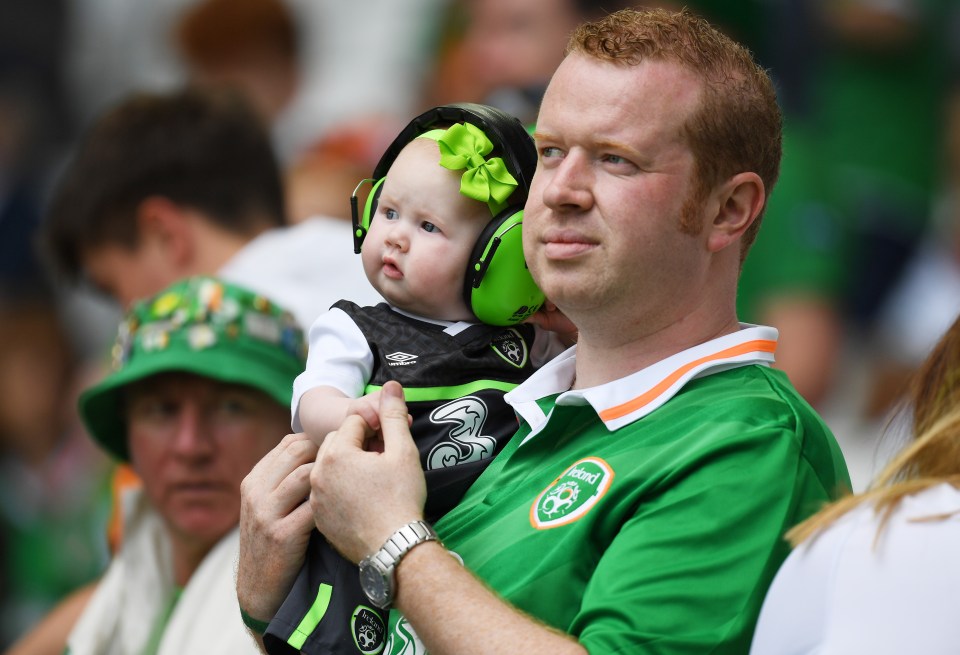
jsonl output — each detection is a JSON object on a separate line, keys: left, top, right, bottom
{"left": 421, "top": 222, "right": 440, "bottom": 233}
{"left": 541, "top": 146, "right": 564, "bottom": 159}
{"left": 604, "top": 154, "right": 628, "bottom": 165}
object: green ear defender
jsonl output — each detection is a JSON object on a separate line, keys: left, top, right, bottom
{"left": 350, "top": 103, "right": 545, "bottom": 326}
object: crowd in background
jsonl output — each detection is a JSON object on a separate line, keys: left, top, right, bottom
{"left": 1, "top": 0, "right": 959, "bottom": 649}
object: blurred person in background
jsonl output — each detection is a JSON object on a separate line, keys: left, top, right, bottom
{"left": 7, "top": 277, "right": 306, "bottom": 655}
{"left": 0, "top": 292, "right": 113, "bottom": 651}
{"left": 174, "top": 0, "right": 360, "bottom": 223}
{"left": 750, "top": 309, "right": 960, "bottom": 654}
{"left": 175, "top": 0, "right": 451, "bottom": 223}
{"left": 817, "top": 0, "right": 954, "bottom": 336}
{"left": 43, "top": 86, "right": 378, "bottom": 329}
{"left": 861, "top": 3, "right": 960, "bottom": 422}
{"left": 423, "top": 0, "right": 630, "bottom": 127}
{"left": 0, "top": 6, "right": 114, "bottom": 647}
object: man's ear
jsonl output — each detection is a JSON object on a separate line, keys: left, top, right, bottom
{"left": 706, "top": 172, "right": 765, "bottom": 254}
{"left": 135, "top": 196, "right": 195, "bottom": 267}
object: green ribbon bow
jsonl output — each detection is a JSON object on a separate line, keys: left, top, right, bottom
{"left": 435, "top": 122, "right": 518, "bottom": 215}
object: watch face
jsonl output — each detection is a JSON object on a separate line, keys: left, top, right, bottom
{"left": 359, "top": 559, "right": 392, "bottom": 608}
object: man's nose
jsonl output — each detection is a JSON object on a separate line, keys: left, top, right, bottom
{"left": 541, "top": 152, "right": 595, "bottom": 212}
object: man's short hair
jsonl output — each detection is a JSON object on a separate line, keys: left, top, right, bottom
{"left": 45, "top": 87, "right": 287, "bottom": 281}
{"left": 567, "top": 8, "right": 783, "bottom": 257}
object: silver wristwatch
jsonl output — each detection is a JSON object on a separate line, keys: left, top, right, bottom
{"left": 358, "top": 520, "right": 439, "bottom": 609}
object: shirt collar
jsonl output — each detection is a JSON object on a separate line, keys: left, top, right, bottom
{"left": 387, "top": 304, "right": 478, "bottom": 335}
{"left": 506, "top": 324, "right": 778, "bottom": 444}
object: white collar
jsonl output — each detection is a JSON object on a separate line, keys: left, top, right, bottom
{"left": 386, "top": 304, "right": 477, "bottom": 336}
{"left": 506, "top": 324, "right": 778, "bottom": 445}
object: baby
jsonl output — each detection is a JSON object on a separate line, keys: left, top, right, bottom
{"left": 263, "top": 104, "right": 570, "bottom": 655}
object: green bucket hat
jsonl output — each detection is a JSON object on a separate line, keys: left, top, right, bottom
{"left": 79, "top": 276, "right": 306, "bottom": 461}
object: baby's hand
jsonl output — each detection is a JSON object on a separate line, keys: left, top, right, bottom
{"left": 346, "top": 390, "right": 382, "bottom": 431}
{"left": 345, "top": 390, "right": 414, "bottom": 453}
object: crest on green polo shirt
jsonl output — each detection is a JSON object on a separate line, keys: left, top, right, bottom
{"left": 530, "top": 457, "right": 615, "bottom": 529}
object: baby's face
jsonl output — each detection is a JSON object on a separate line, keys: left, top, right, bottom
{"left": 361, "top": 138, "right": 491, "bottom": 321}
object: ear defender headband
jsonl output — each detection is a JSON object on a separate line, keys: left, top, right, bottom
{"left": 350, "top": 103, "right": 544, "bottom": 326}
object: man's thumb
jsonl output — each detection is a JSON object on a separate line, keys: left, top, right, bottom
{"left": 378, "top": 381, "right": 411, "bottom": 440}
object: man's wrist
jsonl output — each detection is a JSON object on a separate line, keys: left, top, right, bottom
{"left": 359, "top": 520, "right": 440, "bottom": 609}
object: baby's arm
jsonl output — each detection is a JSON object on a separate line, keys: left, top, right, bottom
{"left": 299, "top": 386, "right": 382, "bottom": 446}
{"left": 292, "top": 305, "right": 375, "bottom": 439}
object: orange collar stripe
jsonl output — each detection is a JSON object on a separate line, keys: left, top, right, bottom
{"left": 598, "top": 339, "right": 777, "bottom": 422}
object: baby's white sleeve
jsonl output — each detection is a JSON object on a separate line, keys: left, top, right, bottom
{"left": 291, "top": 307, "right": 373, "bottom": 432}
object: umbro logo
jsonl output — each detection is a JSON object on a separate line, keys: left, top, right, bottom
{"left": 385, "top": 351, "right": 418, "bottom": 366}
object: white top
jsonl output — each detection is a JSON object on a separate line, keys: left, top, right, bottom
{"left": 750, "top": 482, "right": 960, "bottom": 655}
{"left": 218, "top": 216, "right": 381, "bottom": 330}
{"left": 67, "top": 489, "right": 260, "bottom": 655}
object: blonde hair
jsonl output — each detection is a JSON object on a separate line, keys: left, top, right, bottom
{"left": 788, "top": 315, "right": 960, "bottom": 546}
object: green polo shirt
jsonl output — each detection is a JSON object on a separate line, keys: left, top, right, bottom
{"left": 385, "top": 326, "right": 850, "bottom": 654}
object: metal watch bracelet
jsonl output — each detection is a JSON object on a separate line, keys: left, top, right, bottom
{"left": 371, "top": 520, "right": 438, "bottom": 568}
{"left": 359, "top": 520, "right": 439, "bottom": 608}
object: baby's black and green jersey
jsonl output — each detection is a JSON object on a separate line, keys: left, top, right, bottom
{"left": 263, "top": 301, "right": 544, "bottom": 655}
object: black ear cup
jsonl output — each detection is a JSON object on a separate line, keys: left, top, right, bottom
{"left": 351, "top": 177, "right": 385, "bottom": 254}
{"left": 350, "top": 103, "right": 544, "bottom": 324}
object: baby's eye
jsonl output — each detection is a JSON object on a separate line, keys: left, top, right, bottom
{"left": 383, "top": 208, "right": 398, "bottom": 220}
{"left": 421, "top": 221, "right": 440, "bottom": 233}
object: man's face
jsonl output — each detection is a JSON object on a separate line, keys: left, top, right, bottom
{"left": 83, "top": 242, "right": 179, "bottom": 309}
{"left": 524, "top": 54, "right": 712, "bottom": 338}
{"left": 125, "top": 372, "right": 289, "bottom": 551}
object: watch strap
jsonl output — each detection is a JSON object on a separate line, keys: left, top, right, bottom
{"left": 370, "top": 520, "right": 438, "bottom": 570}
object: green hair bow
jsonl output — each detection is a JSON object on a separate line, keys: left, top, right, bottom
{"left": 431, "top": 122, "right": 518, "bottom": 215}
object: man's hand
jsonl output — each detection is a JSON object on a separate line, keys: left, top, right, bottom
{"left": 527, "top": 300, "right": 578, "bottom": 347}
{"left": 237, "top": 433, "right": 318, "bottom": 622}
{"left": 309, "top": 381, "right": 426, "bottom": 563}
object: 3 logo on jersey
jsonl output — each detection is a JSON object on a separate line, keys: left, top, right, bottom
{"left": 530, "top": 457, "right": 615, "bottom": 529}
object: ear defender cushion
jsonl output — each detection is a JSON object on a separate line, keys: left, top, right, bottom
{"left": 466, "top": 208, "right": 545, "bottom": 326}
